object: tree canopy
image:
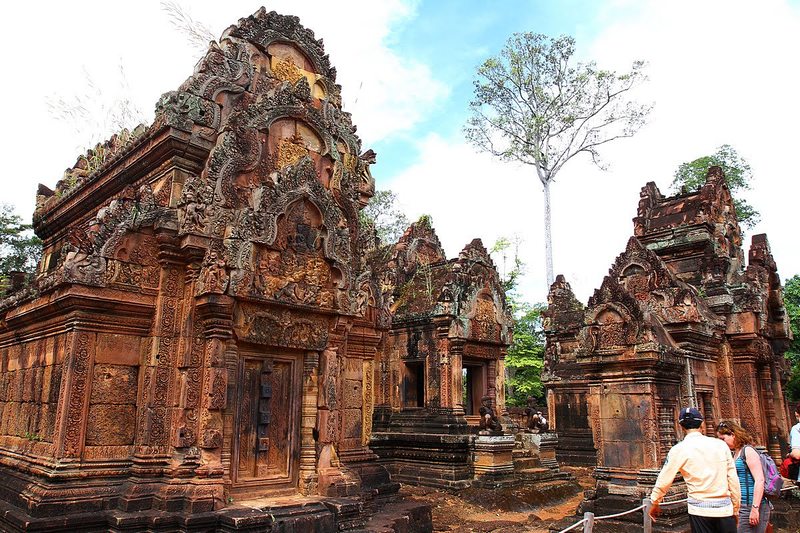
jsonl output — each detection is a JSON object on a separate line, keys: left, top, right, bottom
{"left": 491, "top": 238, "right": 546, "bottom": 406}
{"left": 783, "top": 275, "right": 800, "bottom": 401}
{"left": 670, "top": 144, "right": 760, "bottom": 228}
{"left": 0, "top": 204, "right": 41, "bottom": 291}
{"left": 359, "top": 189, "right": 410, "bottom": 246}
{"left": 465, "top": 32, "right": 650, "bottom": 287}
{"left": 505, "top": 302, "right": 546, "bottom": 406}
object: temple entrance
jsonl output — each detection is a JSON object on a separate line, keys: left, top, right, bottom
{"left": 232, "top": 352, "right": 301, "bottom": 491}
{"left": 402, "top": 361, "right": 425, "bottom": 408}
{"left": 462, "top": 363, "right": 485, "bottom": 416}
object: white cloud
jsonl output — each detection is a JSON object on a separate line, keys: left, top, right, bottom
{"left": 386, "top": 0, "right": 800, "bottom": 303}
{"left": 2, "top": 0, "right": 797, "bottom": 305}
{"left": 0, "top": 0, "right": 445, "bottom": 217}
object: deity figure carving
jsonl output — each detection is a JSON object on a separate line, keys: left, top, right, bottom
{"left": 198, "top": 251, "right": 229, "bottom": 294}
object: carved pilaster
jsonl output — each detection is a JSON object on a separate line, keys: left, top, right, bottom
{"left": 362, "top": 359, "right": 374, "bottom": 446}
{"left": 53, "top": 330, "right": 94, "bottom": 459}
{"left": 760, "top": 365, "right": 781, "bottom": 458}
{"left": 716, "top": 342, "right": 738, "bottom": 420}
{"left": 487, "top": 359, "right": 497, "bottom": 405}
{"left": 194, "top": 293, "right": 234, "bottom": 477}
{"left": 733, "top": 361, "right": 763, "bottom": 443}
{"left": 433, "top": 317, "right": 451, "bottom": 409}
{"left": 450, "top": 339, "right": 465, "bottom": 416}
{"left": 171, "top": 257, "right": 205, "bottom": 473}
{"left": 299, "top": 351, "right": 319, "bottom": 494}
{"left": 496, "top": 355, "right": 506, "bottom": 416}
{"left": 133, "top": 228, "right": 184, "bottom": 469}
{"left": 768, "top": 362, "right": 790, "bottom": 455}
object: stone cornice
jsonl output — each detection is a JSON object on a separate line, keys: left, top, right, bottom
{"left": 33, "top": 126, "right": 213, "bottom": 243}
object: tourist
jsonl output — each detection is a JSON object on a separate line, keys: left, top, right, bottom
{"left": 716, "top": 420, "right": 771, "bottom": 533}
{"left": 649, "top": 407, "right": 740, "bottom": 533}
{"left": 790, "top": 404, "right": 800, "bottom": 480}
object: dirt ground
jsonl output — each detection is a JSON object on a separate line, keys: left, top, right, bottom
{"left": 398, "top": 468, "right": 800, "bottom": 533}
{"left": 400, "top": 467, "right": 594, "bottom": 533}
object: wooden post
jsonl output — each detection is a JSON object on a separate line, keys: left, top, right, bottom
{"left": 643, "top": 498, "right": 653, "bottom": 533}
{"left": 583, "top": 511, "right": 594, "bottom": 533}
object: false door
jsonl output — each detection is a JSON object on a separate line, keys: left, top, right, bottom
{"left": 233, "top": 354, "right": 300, "bottom": 488}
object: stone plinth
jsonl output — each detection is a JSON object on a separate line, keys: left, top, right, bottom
{"left": 534, "top": 432, "right": 560, "bottom": 470}
{"left": 371, "top": 409, "right": 474, "bottom": 490}
{"left": 472, "top": 434, "right": 515, "bottom": 487}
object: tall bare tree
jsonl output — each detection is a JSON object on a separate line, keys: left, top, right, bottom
{"left": 465, "top": 33, "right": 651, "bottom": 288}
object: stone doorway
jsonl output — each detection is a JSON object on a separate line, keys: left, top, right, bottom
{"left": 462, "top": 362, "right": 486, "bottom": 416}
{"left": 232, "top": 352, "right": 302, "bottom": 492}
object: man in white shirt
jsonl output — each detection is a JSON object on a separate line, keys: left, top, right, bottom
{"left": 649, "top": 407, "right": 740, "bottom": 533}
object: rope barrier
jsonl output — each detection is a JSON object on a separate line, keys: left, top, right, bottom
{"left": 593, "top": 504, "right": 645, "bottom": 521}
{"left": 554, "top": 481, "right": 798, "bottom": 533}
{"left": 556, "top": 518, "right": 586, "bottom": 533}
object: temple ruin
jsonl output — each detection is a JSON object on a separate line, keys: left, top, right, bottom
{"left": 0, "top": 8, "right": 577, "bottom": 532}
{"left": 543, "top": 167, "right": 793, "bottom": 524}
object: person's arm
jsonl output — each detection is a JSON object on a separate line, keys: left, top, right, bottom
{"left": 743, "top": 447, "right": 764, "bottom": 526}
{"left": 726, "top": 450, "right": 741, "bottom": 517}
{"left": 650, "top": 450, "right": 682, "bottom": 505}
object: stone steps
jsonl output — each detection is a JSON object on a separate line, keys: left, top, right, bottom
{"left": 516, "top": 467, "right": 571, "bottom": 483}
{"left": 352, "top": 498, "right": 432, "bottom": 533}
{"left": 513, "top": 456, "right": 540, "bottom": 470}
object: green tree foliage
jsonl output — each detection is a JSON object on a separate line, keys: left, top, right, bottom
{"left": 465, "top": 32, "right": 650, "bottom": 287}
{"left": 506, "top": 302, "right": 546, "bottom": 406}
{"left": 360, "top": 189, "right": 410, "bottom": 245}
{"left": 0, "top": 204, "right": 41, "bottom": 290}
{"left": 783, "top": 275, "right": 800, "bottom": 401}
{"left": 491, "top": 238, "right": 546, "bottom": 406}
{"left": 670, "top": 144, "right": 760, "bottom": 228}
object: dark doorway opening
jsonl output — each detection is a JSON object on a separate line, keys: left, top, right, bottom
{"left": 403, "top": 361, "right": 425, "bottom": 408}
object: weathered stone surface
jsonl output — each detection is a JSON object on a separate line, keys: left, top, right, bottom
{"left": 95, "top": 333, "right": 141, "bottom": 365}
{"left": 85, "top": 403, "right": 136, "bottom": 445}
{"left": 90, "top": 364, "right": 138, "bottom": 404}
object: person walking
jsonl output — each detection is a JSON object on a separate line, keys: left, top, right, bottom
{"left": 716, "top": 420, "right": 771, "bottom": 533}
{"left": 649, "top": 407, "right": 741, "bottom": 533}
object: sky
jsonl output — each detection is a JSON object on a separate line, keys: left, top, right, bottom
{"left": 1, "top": 0, "right": 799, "bottom": 304}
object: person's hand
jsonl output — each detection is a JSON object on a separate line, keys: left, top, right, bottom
{"left": 648, "top": 501, "right": 660, "bottom": 522}
{"left": 749, "top": 506, "right": 760, "bottom": 526}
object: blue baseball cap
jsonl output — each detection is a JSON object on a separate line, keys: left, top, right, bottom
{"left": 678, "top": 407, "right": 703, "bottom": 427}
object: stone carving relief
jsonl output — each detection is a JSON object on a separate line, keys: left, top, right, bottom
{"left": 467, "top": 292, "right": 501, "bottom": 343}
{"left": 235, "top": 304, "right": 329, "bottom": 351}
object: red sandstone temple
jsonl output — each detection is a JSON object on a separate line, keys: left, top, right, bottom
{"left": 543, "top": 167, "right": 793, "bottom": 525}
{"left": 0, "top": 8, "right": 547, "bottom": 532}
